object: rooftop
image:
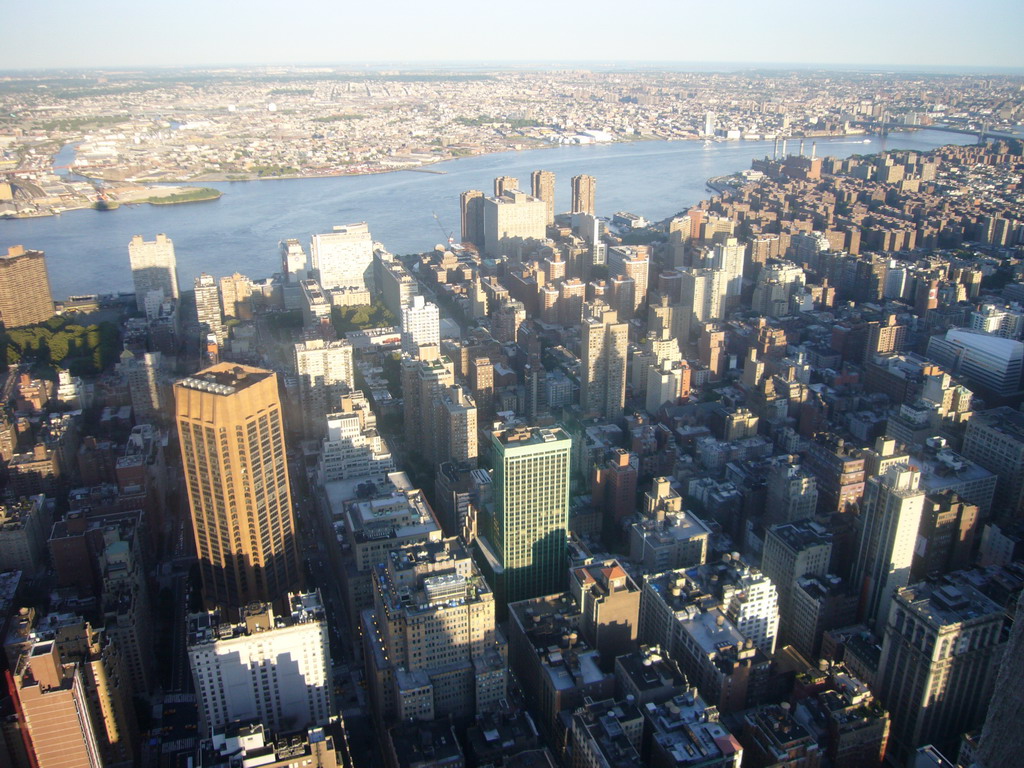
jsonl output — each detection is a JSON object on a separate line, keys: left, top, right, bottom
{"left": 645, "top": 692, "right": 740, "bottom": 767}
{"left": 896, "top": 575, "right": 1003, "bottom": 628}
{"left": 176, "top": 363, "right": 274, "bottom": 395}
{"left": 187, "top": 591, "right": 325, "bottom": 647}
{"left": 768, "top": 519, "right": 832, "bottom": 552}
{"left": 494, "top": 425, "right": 570, "bottom": 448}
{"left": 969, "top": 406, "right": 1024, "bottom": 440}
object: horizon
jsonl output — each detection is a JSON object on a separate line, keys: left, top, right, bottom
{"left": 3, "top": 61, "right": 1024, "bottom": 77}
{"left": 4, "top": 0, "right": 1022, "bottom": 71}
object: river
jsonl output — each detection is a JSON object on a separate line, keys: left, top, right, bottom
{"left": 2, "top": 129, "right": 966, "bottom": 299}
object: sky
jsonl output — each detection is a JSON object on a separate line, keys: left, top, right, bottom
{"left": 2, "top": 0, "right": 1022, "bottom": 71}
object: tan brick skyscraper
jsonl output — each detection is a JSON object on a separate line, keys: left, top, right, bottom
{"left": 175, "top": 363, "right": 301, "bottom": 610}
{"left": 0, "top": 245, "right": 53, "bottom": 328}
{"left": 571, "top": 174, "right": 596, "bottom": 215}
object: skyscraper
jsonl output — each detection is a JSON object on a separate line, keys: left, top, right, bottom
{"left": 400, "top": 295, "right": 440, "bottom": 355}
{"left": 311, "top": 223, "right": 375, "bottom": 292}
{"left": 973, "top": 590, "right": 1024, "bottom": 768}
{"left": 188, "top": 592, "right": 332, "bottom": 737}
{"left": 477, "top": 426, "right": 571, "bottom": 608}
{"left": 363, "top": 538, "right": 506, "bottom": 723}
{"left": 571, "top": 174, "right": 596, "bottom": 215}
{"left": 607, "top": 245, "right": 650, "bottom": 314}
{"left": 679, "top": 268, "right": 726, "bottom": 341}
{"left": 128, "top": 234, "right": 179, "bottom": 313}
{"left": 401, "top": 348, "right": 455, "bottom": 459}
{"left": 118, "top": 349, "right": 163, "bottom": 423}
{"left": 0, "top": 245, "right": 54, "bottom": 328}
{"left": 435, "top": 384, "right": 478, "bottom": 466}
{"left": 194, "top": 272, "right": 225, "bottom": 344}
{"left": 851, "top": 465, "right": 925, "bottom": 633}
{"left": 494, "top": 175, "right": 518, "bottom": 196}
{"left": 481, "top": 191, "right": 547, "bottom": 258}
{"left": 175, "top": 363, "right": 301, "bottom": 610}
{"left": 580, "top": 302, "right": 628, "bottom": 420}
{"left": 294, "top": 338, "right": 355, "bottom": 436}
{"left": 704, "top": 111, "right": 716, "bottom": 136}
{"left": 219, "top": 272, "right": 254, "bottom": 319}
{"left": 530, "top": 169, "right": 556, "bottom": 225}
{"left": 14, "top": 640, "right": 105, "bottom": 768}
{"left": 926, "top": 328, "right": 1024, "bottom": 397}
{"left": 761, "top": 520, "right": 832, "bottom": 647}
{"left": 280, "top": 238, "right": 308, "bottom": 282}
{"left": 460, "top": 189, "right": 485, "bottom": 248}
{"left": 877, "top": 575, "right": 1005, "bottom": 763}
{"left": 712, "top": 236, "right": 746, "bottom": 301}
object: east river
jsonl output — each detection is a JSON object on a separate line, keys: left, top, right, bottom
{"left": 1, "top": 129, "right": 967, "bottom": 299}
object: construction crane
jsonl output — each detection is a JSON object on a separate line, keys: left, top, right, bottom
{"left": 432, "top": 211, "right": 455, "bottom": 246}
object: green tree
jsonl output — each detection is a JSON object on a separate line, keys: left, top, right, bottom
{"left": 48, "top": 332, "right": 70, "bottom": 363}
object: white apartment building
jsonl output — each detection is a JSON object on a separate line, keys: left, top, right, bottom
{"left": 852, "top": 465, "right": 925, "bottom": 633}
{"left": 311, "top": 223, "right": 375, "bottom": 292}
{"left": 187, "top": 592, "right": 332, "bottom": 738}
{"left": 401, "top": 295, "right": 440, "bottom": 355}
{"left": 319, "top": 393, "right": 395, "bottom": 482}
{"left": 280, "top": 238, "right": 309, "bottom": 282}
{"left": 128, "top": 234, "right": 179, "bottom": 314}
{"left": 195, "top": 273, "right": 224, "bottom": 343}
{"left": 294, "top": 338, "right": 355, "bottom": 435}
{"left": 712, "top": 237, "right": 746, "bottom": 299}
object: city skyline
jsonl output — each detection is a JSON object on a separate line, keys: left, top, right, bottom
{"left": 3, "top": 0, "right": 1023, "bottom": 71}
{"left": 1, "top": 4, "right": 1023, "bottom": 757}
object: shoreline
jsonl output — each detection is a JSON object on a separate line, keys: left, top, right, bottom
{"left": 56, "top": 128, "right": 879, "bottom": 186}
{"left": 5, "top": 126, "right": 941, "bottom": 221}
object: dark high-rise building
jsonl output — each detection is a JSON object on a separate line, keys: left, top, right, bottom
{"left": 571, "top": 174, "right": 596, "bottom": 215}
{"left": 476, "top": 425, "right": 571, "bottom": 609}
{"left": 530, "top": 169, "right": 556, "bottom": 225}
{"left": 877, "top": 574, "right": 1005, "bottom": 763}
{"left": 973, "top": 590, "right": 1024, "bottom": 768}
{"left": 175, "top": 363, "right": 302, "bottom": 610}
{"left": 0, "top": 245, "right": 54, "bottom": 328}
{"left": 460, "top": 189, "right": 485, "bottom": 248}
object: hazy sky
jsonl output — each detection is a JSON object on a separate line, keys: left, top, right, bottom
{"left": 3, "top": 0, "right": 1022, "bottom": 71}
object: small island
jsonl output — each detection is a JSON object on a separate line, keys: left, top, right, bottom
{"left": 142, "top": 187, "right": 222, "bottom": 205}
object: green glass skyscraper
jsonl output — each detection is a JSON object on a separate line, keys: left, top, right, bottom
{"left": 476, "top": 426, "right": 571, "bottom": 610}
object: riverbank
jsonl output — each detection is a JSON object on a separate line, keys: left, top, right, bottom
{"left": 59, "top": 129, "right": 874, "bottom": 186}
{"left": 6, "top": 129, "right": 970, "bottom": 300}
